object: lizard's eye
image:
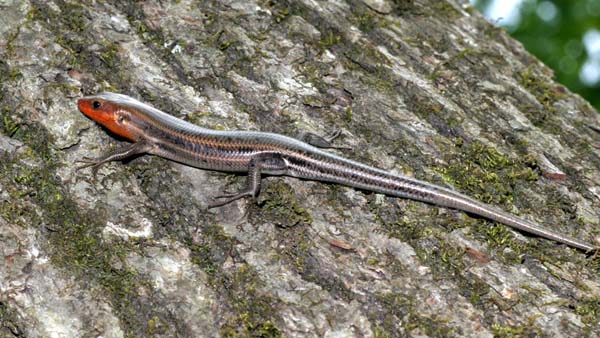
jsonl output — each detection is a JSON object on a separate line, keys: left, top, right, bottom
{"left": 92, "top": 101, "right": 101, "bottom": 109}
{"left": 117, "top": 114, "right": 125, "bottom": 123}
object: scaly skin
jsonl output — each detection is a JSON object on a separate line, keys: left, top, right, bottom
{"left": 77, "top": 92, "right": 597, "bottom": 252}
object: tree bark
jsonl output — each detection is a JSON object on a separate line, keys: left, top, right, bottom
{"left": 1, "top": 0, "right": 600, "bottom": 337}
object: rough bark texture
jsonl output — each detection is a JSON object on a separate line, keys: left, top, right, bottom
{"left": 1, "top": 0, "right": 600, "bottom": 337}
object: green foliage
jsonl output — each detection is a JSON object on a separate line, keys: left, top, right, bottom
{"left": 473, "top": 0, "right": 600, "bottom": 111}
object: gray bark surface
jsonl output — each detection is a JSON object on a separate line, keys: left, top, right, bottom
{"left": 1, "top": 0, "right": 600, "bottom": 337}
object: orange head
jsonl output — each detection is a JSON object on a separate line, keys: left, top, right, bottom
{"left": 78, "top": 93, "right": 140, "bottom": 141}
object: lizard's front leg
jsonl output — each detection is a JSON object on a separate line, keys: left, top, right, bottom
{"left": 76, "top": 141, "right": 152, "bottom": 175}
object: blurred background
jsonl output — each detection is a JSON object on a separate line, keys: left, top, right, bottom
{"left": 471, "top": 0, "right": 600, "bottom": 111}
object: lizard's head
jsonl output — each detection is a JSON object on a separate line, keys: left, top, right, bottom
{"left": 78, "top": 93, "right": 139, "bottom": 141}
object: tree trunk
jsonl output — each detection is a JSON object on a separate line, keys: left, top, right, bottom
{"left": 1, "top": 0, "right": 600, "bottom": 337}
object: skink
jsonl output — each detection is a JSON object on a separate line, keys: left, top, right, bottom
{"left": 77, "top": 92, "right": 597, "bottom": 252}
